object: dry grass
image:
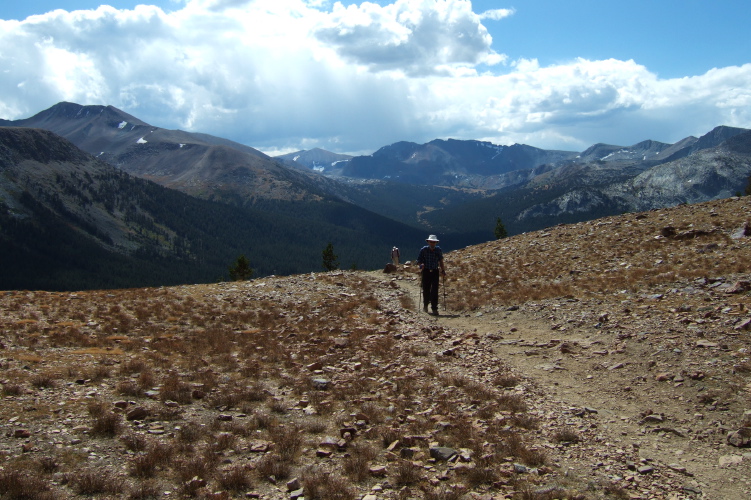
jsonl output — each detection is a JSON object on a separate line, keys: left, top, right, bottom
{"left": 2, "top": 198, "right": 751, "bottom": 499}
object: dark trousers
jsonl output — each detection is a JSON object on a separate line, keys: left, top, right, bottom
{"left": 422, "top": 269, "right": 440, "bottom": 310}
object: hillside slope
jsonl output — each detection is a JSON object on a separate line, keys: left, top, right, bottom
{"left": 0, "top": 127, "right": 427, "bottom": 290}
{"left": 1, "top": 197, "right": 750, "bottom": 498}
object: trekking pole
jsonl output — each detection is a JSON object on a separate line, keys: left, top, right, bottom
{"left": 442, "top": 273, "right": 447, "bottom": 312}
{"left": 418, "top": 269, "right": 423, "bottom": 312}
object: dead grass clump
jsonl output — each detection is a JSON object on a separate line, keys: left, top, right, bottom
{"left": 36, "top": 456, "right": 59, "bottom": 474}
{"left": 121, "top": 432, "right": 150, "bottom": 452}
{"left": 267, "top": 398, "right": 288, "bottom": 414}
{"left": 377, "top": 426, "right": 401, "bottom": 448}
{"left": 0, "top": 468, "right": 55, "bottom": 500}
{"left": 250, "top": 411, "right": 277, "bottom": 430}
{"left": 255, "top": 453, "right": 292, "bottom": 482}
{"left": 268, "top": 424, "right": 304, "bottom": 462}
{"left": 90, "top": 410, "right": 122, "bottom": 438}
{"left": 303, "top": 417, "right": 328, "bottom": 434}
{"left": 497, "top": 392, "right": 528, "bottom": 413}
{"left": 178, "top": 422, "right": 206, "bottom": 443}
{"left": 302, "top": 469, "right": 355, "bottom": 500}
{"left": 552, "top": 428, "right": 580, "bottom": 444}
{"left": 117, "top": 379, "right": 142, "bottom": 397}
{"left": 423, "top": 485, "right": 466, "bottom": 500}
{"left": 493, "top": 372, "right": 520, "bottom": 388}
{"left": 217, "top": 464, "right": 253, "bottom": 492}
{"left": 1, "top": 383, "right": 24, "bottom": 396}
{"left": 138, "top": 370, "right": 156, "bottom": 391}
{"left": 392, "top": 459, "right": 423, "bottom": 486}
{"left": 360, "top": 401, "right": 385, "bottom": 424}
{"left": 175, "top": 451, "right": 219, "bottom": 482}
{"left": 510, "top": 414, "right": 541, "bottom": 430}
{"left": 515, "top": 483, "right": 576, "bottom": 500}
{"left": 343, "top": 442, "right": 378, "bottom": 482}
{"left": 160, "top": 372, "right": 193, "bottom": 404}
{"left": 30, "top": 372, "right": 57, "bottom": 389}
{"left": 209, "top": 432, "right": 236, "bottom": 452}
{"left": 121, "top": 357, "right": 149, "bottom": 375}
{"left": 67, "top": 468, "right": 125, "bottom": 495}
{"left": 399, "top": 294, "right": 415, "bottom": 309}
{"left": 464, "top": 381, "right": 495, "bottom": 401}
{"left": 127, "top": 479, "right": 161, "bottom": 500}
{"left": 460, "top": 463, "right": 501, "bottom": 488}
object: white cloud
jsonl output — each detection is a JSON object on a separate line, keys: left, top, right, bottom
{"left": 0, "top": 0, "right": 749, "bottom": 155}
{"left": 313, "top": 0, "right": 503, "bottom": 75}
{"left": 479, "top": 8, "right": 514, "bottom": 21}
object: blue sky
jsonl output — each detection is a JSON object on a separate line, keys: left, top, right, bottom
{"left": 1, "top": 0, "right": 750, "bottom": 155}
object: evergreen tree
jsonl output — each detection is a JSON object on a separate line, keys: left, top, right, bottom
{"left": 494, "top": 217, "right": 508, "bottom": 239}
{"left": 745, "top": 174, "right": 751, "bottom": 196}
{"left": 228, "top": 254, "right": 254, "bottom": 281}
{"left": 322, "top": 242, "right": 339, "bottom": 271}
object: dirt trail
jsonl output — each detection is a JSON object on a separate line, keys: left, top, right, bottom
{"left": 395, "top": 271, "right": 751, "bottom": 499}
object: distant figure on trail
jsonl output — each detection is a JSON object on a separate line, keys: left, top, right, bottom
{"left": 417, "top": 234, "right": 446, "bottom": 315}
{"left": 391, "top": 246, "right": 400, "bottom": 266}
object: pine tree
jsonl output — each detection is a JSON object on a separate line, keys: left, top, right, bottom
{"left": 494, "top": 217, "right": 508, "bottom": 239}
{"left": 745, "top": 174, "right": 751, "bottom": 196}
{"left": 322, "top": 242, "right": 339, "bottom": 271}
{"left": 228, "top": 254, "right": 254, "bottom": 281}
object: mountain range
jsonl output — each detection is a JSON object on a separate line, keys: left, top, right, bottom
{"left": 2, "top": 101, "right": 750, "bottom": 290}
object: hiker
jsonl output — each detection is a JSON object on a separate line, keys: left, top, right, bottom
{"left": 417, "top": 234, "right": 446, "bottom": 315}
{"left": 391, "top": 246, "right": 400, "bottom": 265}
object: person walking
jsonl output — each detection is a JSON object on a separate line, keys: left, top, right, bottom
{"left": 417, "top": 234, "right": 446, "bottom": 315}
{"left": 391, "top": 246, "right": 400, "bottom": 266}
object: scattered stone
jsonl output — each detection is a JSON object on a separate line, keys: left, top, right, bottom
{"left": 719, "top": 455, "right": 744, "bottom": 467}
{"left": 286, "top": 478, "right": 301, "bottom": 491}
{"left": 312, "top": 378, "right": 330, "bottom": 390}
{"left": 369, "top": 465, "right": 387, "bottom": 477}
{"left": 429, "top": 446, "right": 457, "bottom": 461}
{"left": 727, "top": 427, "right": 751, "bottom": 447}
{"left": 126, "top": 407, "right": 149, "bottom": 421}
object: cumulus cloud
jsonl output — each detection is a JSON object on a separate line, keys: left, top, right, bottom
{"left": 313, "top": 0, "right": 503, "bottom": 75}
{"left": 0, "top": 0, "right": 749, "bottom": 155}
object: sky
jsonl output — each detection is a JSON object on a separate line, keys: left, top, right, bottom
{"left": 1, "top": 0, "right": 750, "bottom": 156}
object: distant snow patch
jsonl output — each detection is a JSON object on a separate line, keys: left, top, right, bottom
{"left": 293, "top": 155, "right": 301, "bottom": 162}
{"left": 313, "top": 166, "right": 324, "bottom": 172}
{"left": 118, "top": 121, "right": 127, "bottom": 129}
{"left": 179, "top": 144, "right": 185, "bottom": 148}
{"left": 137, "top": 137, "right": 148, "bottom": 144}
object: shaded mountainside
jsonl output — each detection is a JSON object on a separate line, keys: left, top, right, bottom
{"left": 0, "top": 127, "right": 427, "bottom": 291}
{"left": 333, "top": 139, "right": 577, "bottom": 187}
{"left": 2, "top": 102, "right": 346, "bottom": 207}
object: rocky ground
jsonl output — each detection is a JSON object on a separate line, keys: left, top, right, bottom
{"left": 2, "top": 197, "right": 751, "bottom": 499}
